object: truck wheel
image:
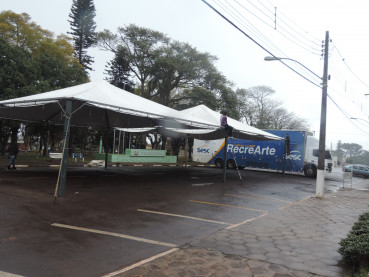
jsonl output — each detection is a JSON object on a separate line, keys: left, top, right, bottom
{"left": 304, "top": 165, "right": 317, "bottom": 178}
{"left": 215, "top": 158, "right": 224, "bottom": 168}
{"left": 226, "top": 159, "right": 236, "bottom": 169}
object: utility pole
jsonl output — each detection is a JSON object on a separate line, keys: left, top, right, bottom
{"left": 316, "top": 31, "right": 329, "bottom": 198}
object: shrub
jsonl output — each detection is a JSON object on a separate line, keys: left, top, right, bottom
{"left": 338, "top": 212, "right": 369, "bottom": 274}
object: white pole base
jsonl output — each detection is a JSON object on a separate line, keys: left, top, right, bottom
{"left": 316, "top": 169, "right": 325, "bottom": 198}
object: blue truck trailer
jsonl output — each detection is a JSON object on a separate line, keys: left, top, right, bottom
{"left": 192, "top": 130, "right": 333, "bottom": 177}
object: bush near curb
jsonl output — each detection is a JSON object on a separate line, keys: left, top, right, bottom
{"left": 338, "top": 212, "right": 369, "bottom": 275}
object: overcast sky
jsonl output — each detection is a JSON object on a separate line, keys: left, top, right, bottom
{"left": 2, "top": 0, "right": 369, "bottom": 150}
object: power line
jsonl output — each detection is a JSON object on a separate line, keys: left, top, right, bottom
{"left": 331, "top": 41, "right": 369, "bottom": 91}
{"left": 202, "top": 0, "right": 322, "bottom": 88}
{"left": 215, "top": 0, "right": 287, "bottom": 58}
{"left": 231, "top": 0, "right": 322, "bottom": 55}
{"left": 265, "top": 0, "right": 322, "bottom": 45}
{"left": 327, "top": 93, "right": 369, "bottom": 136}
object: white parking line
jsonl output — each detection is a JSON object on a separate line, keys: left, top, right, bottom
{"left": 102, "top": 248, "right": 178, "bottom": 277}
{"left": 189, "top": 200, "right": 268, "bottom": 213}
{"left": 235, "top": 193, "right": 293, "bottom": 204}
{"left": 51, "top": 223, "right": 176, "bottom": 247}
{"left": 0, "top": 271, "right": 25, "bottom": 277}
{"left": 138, "top": 209, "right": 231, "bottom": 225}
{"left": 192, "top": 183, "right": 214, "bottom": 187}
{"left": 226, "top": 213, "right": 269, "bottom": 230}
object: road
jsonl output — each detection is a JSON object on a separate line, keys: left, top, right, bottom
{"left": 0, "top": 166, "right": 367, "bottom": 277}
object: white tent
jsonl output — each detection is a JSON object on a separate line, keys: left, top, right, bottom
{"left": 180, "top": 105, "right": 281, "bottom": 141}
{"left": 0, "top": 81, "right": 281, "bottom": 141}
{"left": 0, "top": 80, "right": 218, "bottom": 129}
{"left": 0, "top": 82, "right": 281, "bottom": 197}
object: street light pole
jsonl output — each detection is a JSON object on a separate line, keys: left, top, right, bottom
{"left": 264, "top": 31, "right": 329, "bottom": 198}
{"left": 264, "top": 56, "right": 322, "bottom": 80}
{"left": 316, "top": 31, "right": 329, "bottom": 199}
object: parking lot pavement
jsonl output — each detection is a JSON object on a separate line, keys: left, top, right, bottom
{"left": 111, "top": 188, "right": 369, "bottom": 277}
{"left": 0, "top": 166, "right": 366, "bottom": 277}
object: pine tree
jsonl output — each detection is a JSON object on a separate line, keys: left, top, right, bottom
{"left": 68, "top": 0, "right": 96, "bottom": 72}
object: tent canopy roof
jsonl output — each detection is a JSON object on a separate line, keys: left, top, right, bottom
{"left": 0, "top": 80, "right": 218, "bottom": 129}
{"left": 180, "top": 105, "right": 281, "bottom": 141}
{"left": 0, "top": 81, "right": 281, "bottom": 141}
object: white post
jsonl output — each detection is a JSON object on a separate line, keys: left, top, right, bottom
{"left": 316, "top": 170, "right": 325, "bottom": 198}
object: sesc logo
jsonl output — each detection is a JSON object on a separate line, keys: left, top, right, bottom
{"left": 197, "top": 145, "right": 210, "bottom": 153}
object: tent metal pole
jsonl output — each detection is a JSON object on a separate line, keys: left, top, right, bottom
{"left": 104, "top": 110, "right": 110, "bottom": 169}
{"left": 55, "top": 99, "right": 72, "bottom": 198}
{"left": 113, "top": 129, "right": 116, "bottom": 154}
{"left": 118, "top": 130, "right": 121, "bottom": 154}
{"left": 185, "top": 136, "right": 188, "bottom": 167}
{"left": 122, "top": 132, "right": 125, "bottom": 154}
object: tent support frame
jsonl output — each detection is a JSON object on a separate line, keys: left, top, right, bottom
{"left": 104, "top": 110, "right": 110, "bottom": 169}
{"left": 55, "top": 99, "right": 72, "bottom": 198}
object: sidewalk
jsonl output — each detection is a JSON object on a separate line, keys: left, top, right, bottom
{"left": 110, "top": 188, "right": 369, "bottom": 277}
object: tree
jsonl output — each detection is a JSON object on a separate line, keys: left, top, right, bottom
{"left": 0, "top": 37, "right": 40, "bottom": 154}
{"left": 0, "top": 11, "right": 53, "bottom": 51}
{"left": 104, "top": 46, "right": 134, "bottom": 91}
{"left": 98, "top": 24, "right": 169, "bottom": 97}
{"left": 237, "top": 86, "right": 310, "bottom": 130}
{"left": 0, "top": 11, "right": 88, "bottom": 154}
{"left": 147, "top": 41, "right": 219, "bottom": 106}
{"left": 171, "top": 86, "right": 218, "bottom": 111}
{"left": 98, "top": 25, "right": 225, "bottom": 107}
{"left": 342, "top": 143, "right": 363, "bottom": 158}
{"left": 346, "top": 150, "right": 369, "bottom": 165}
{"left": 68, "top": 0, "right": 97, "bottom": 71}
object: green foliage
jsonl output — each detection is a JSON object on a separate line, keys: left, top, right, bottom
{"left": 105, "top": 47, "right": 134, "bottom": 91}
{"left": 346, "top": 150, "right": 369, "bottom": 166}
{"left": 0, "top": 11, "right": 53, "bottom": 51}
{"left": 98, "top": 24, "right": 233, "bottom": 108}
{"left": 0, "top": 11, "right": 88, "bottom": 154}
{"left": 68, "top": 0, "right": 97, "bottom": 71}
{"left": 338, "top": 212, "right": 369, "bottom": 273}
{"left": 342, "top": 143, "right": 363, "bottom": 158}
{"left": 237, "top": 86, "right": 310, "bottom": 130}
{"left": 98, "top": 24, "right": 170, "bottom": 98}
{"left": 171, "top": 87, "right": 218, "bottom": 111}
{"left": 0, "top": 37, "right": 40, "bottom": 100}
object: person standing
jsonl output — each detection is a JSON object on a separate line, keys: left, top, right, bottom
{"left": 220, "top": 111, "right": 233, "bottom": 137}
{"left": 285, "top": 133, "right": 291, "bottom": 156}
{"left": 7, "top": 141, "right": 19, "bottom": 171}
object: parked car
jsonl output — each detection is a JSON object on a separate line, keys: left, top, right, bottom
{"left": 343, "top": 164, "right": 369, "bottom": 178}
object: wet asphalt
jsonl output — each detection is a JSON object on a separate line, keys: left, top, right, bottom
{"left": 0, "top": 166, "right": 363, "bottom": 277}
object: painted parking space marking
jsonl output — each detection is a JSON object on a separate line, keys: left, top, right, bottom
{"left": 224, "top": 194, "right": 293, "bottom": 206}
{"left": 102, "top": 248, "right": 178, "bottom": 277}
{"left": 226, "top": 213, "right": 269, "bottom": 230}
{"left": 0, "top": 271, "right": 25, "bottom": 277}
{"left": 236, "top": 192, "right": 293, "bottom": 204}
{"left": 51, "top": 223, "right": 176, "bottom": 247}
{"left": 192, "top": 183, "right": 214, "bottom": 187}
{"left": 138, "top": 209, "right": 232, "bottom": 225}
{"left": 189, "top": 200, "right": 268, "bottom": 213}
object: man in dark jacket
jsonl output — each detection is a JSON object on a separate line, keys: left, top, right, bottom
{"left": 7, "top": 141, "right": 19, "bottom": 170}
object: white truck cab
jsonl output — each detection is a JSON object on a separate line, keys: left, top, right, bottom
{"left": 303, "top": 135, "right": 333, "bottom": 177}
